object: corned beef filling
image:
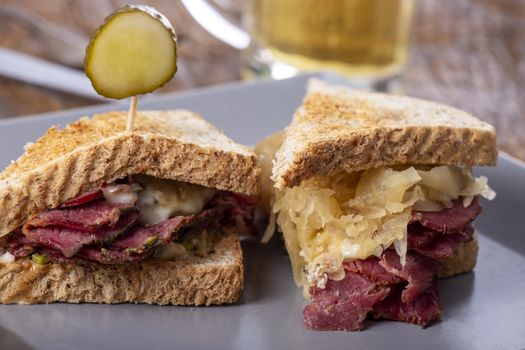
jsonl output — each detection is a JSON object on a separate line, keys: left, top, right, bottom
{"left": 4, "top": 182, "right": 255, "bottom": 265}
{"left": 303, "top": 198, "right": 481, "bottom": 331}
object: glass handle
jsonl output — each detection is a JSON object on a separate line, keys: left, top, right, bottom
{"left": 180, "top": 0, "right": 250, "bottom": 50}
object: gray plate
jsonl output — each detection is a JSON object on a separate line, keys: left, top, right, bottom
{"left": 0, "top": 73, "right": 524, "bottom": 350}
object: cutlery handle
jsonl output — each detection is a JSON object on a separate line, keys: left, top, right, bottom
{"left": 0, "top": 48, "right": 105, "bottom": 101}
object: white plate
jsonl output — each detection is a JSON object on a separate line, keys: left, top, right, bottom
{"left": 1, "top": 73, "right": 524, "bottom": 350}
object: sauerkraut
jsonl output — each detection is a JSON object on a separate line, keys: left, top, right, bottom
{"left": 274, "top": 165, "right": 494, "bottom": 289}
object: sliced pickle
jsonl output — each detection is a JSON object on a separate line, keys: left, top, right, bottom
{"left": 85, "top": 5, "right": 177, "bottom": 99}
{"left": 32, "top": 253, "right": 49, "bottom": 265}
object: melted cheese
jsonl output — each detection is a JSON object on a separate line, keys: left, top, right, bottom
{"left": 102, "top": 184, "right": 139, "bottom": 206}
{"left": 154, "top": 242, "right": 187, "bottom": 260}
{"left": 0, "top": 251, "right": 15, "bottom": 263}
{"left": 134, "top": 175, "right": 216, "bottom": 226}
{"left": 274, "top": 165, "right": 494, "bottom": 289}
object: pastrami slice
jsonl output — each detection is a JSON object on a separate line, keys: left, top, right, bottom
{"left": 60, "top": 188, "right": 104, "bottom": 208}
{"left": 25, "top": 200, "right": 134, "bottom": 233}
{"left": 23, "top": 211, "right": 139, "bottom": 257}
{"left": 410, "top": 198, "right": 481, "bottom": 233}
{"left": 379, "top": 250, "right": 439, "bottom": 303}
{"left": 305, "top": 272, "right": 391, "bottom": 331}
{"left": 372, "top": 279, "right": 442, "bottom": 327}
{"left": 344, "top": 258, "right": 402, "bottom": 286}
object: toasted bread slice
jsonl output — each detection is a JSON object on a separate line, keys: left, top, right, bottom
{"left": 0, "top": 234, "right": 242, "bottom": 305}
{"left": 0, "top": 110, "right": 261, "bottom": 237}
{"left": 273, "top": 79, "right": 497, "bottom": 189}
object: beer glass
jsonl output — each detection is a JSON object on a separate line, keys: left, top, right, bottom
{"left": 182, "top": 0, "right": 414, "bottom": 90}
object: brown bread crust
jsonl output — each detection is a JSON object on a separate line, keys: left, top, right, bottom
{"left": 438, "top": 235, "right": 478, "bottom": 278}
{"left": 273, "top": 79, "right": 497, "bottom": 189}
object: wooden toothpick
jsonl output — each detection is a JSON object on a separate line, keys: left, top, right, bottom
{"left": 126, "top": 95, "right": 139, "bottom": 132}
{"left": 126, "top": 95, "right": 139, "bottom": 183}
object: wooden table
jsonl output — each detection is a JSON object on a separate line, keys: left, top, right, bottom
{"left": 0, "top": 0, "right": 524, "bottom": 161}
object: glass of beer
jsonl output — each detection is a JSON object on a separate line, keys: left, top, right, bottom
{"left": 182, "top": 0, "right": 414, "bottom": 89}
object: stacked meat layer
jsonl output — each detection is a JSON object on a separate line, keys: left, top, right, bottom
{"left": 304, "top": 198, "right": 481, "bottom": 331}
{"left": 5, "top": 185, "right": 254, "bottom": 265}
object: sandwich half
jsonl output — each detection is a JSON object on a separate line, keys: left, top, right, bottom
{"left": 259, "top": 79, "right": 497, "bottom": 330}
{"left": 0, "top": 110, "right": 261, "bottom": 305}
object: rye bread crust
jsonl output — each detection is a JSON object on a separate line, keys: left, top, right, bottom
{"left": 0, "top": 234, "right": 243, "bottom": 305}
{"left": 273, "top": 79, "right": 497, "bottom": 189}
{"left": 0, "top": 110, "right": 261, "bottom": 237}
{"left": 438, "top": 234, "right": 478, "bottom": 278}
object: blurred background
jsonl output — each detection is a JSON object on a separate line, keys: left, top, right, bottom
{"left": 0, "top": 0, "right": 523, "bottom": 161}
